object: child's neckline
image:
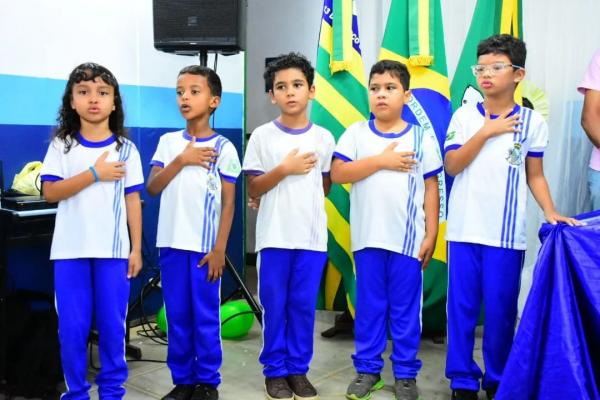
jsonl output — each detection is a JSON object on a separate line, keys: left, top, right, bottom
{"left": 273, "top": 119, "right": 313, "bottom": 135}
{"left": 368, "top": 119, "right": 412, "bottom": 139}
{"left": 182, "top": 130, "right": 218, "bottom": 142}
{"left": 476, "top": 102, "right": 521, "bottom": 119}
{"left": 76, "top": 132, "right": 116, "bottom": 148}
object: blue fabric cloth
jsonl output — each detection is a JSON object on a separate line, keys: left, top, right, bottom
{"left": 54, "top": 258, "right": 129, "bottom": 400}
{"left": 352, "top": 248, "right": 423, "bottom": 378}
{"left": 497, "top": 210, "right": 600, "bottom": 400}
{"left": 159, "top": 248, "right": 222, "bottom": 386}
{"left": 445, "top": 242, "right": 525, "bottom": 391}
{"left": 257, "top": 248, "right": 326, "bottom": 378}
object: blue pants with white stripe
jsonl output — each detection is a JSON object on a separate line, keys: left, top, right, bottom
{"left": 54, "top": 258, "right": 130, "bottom": 400}
{"left": 258, "top": 248, "right": 326, "bottom": 378}
{"left": 445, "top": 241, "right": 525, "bottom": 391}
{"left": 352, "top": 248, "right": 423, "bottom": 379}
{"left": 159, "top": 248, "right": 222, "bottom": 386}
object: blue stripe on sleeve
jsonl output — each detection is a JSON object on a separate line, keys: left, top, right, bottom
{"left": 243, "top": 169, "right": 265, "bottom": 176}
{"left": 527, "top": 151, "right": 544, "bottom": 158}
{"left": 444, "top": 144, "right": 461, "bottom": 152}
{"left": 423, "top": 166, "right": 443, "bottom": 180}
{"left": 150, "top": 160, "right": 164, "bottom": 168}
{"left": 333, "top": 151, "right": 353, "bottom": 162}
{"left": 124, "top": 183, "right": 144, "bottom": 195}
{"left": 40, "top": 174, "right": 63, "bottom": 182}
{"left": 219, "top": 172, "right": 238, "bottom": 183}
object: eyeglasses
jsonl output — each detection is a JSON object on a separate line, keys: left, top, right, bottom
{"left": 470, "top": 63, "right": 523, "bottom": 76}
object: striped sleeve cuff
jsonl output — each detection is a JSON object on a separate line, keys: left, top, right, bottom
{"left": 124, "top": 183, "right": 144, "bottom": 195}
{"left": 40, "top": 174, "right": 63, "bottom": 182}
{"left": 243, "top": 169, "right": 265, "bottom": 176}
{"left": 527, "top": 151, "right": 544, "bottom": 158}
{"left": 150, "top": 160, "right": 164, "bottom": 168}
{"left": 219, "top": 172, "right": 238, "bottom": 183}
{"left": 423, "top": 166, "right": 443, "bottom": 180}
{"left": 444, "top": 144, "right": 461, "bottom": 153}
{"left": 333, "top": 151, "right": 353, "bottom": 162}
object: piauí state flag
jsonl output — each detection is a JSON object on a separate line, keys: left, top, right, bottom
{"left": 379, "top": 0, "right": 453, "bottom": 331}
{"left": 312, "top": 0, "right": 370, "bottom": 314}
{"left": 450, "top": 0, "right": 523, "bottom": 111}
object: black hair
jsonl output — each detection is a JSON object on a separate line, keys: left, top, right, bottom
{"left": 477, "top": 34, "right": 526, "bottom": 68}
{"left": 55, "top": 62, "right": 126, "bottom": 153}
{"left": 178, "top": 65, "right": 222, "bottom": 98}
{"left": 263, "top": 52, "right": 315, "bottom": 92}
{"left": 369, "top": 60, "right": 411, "bottom": 90}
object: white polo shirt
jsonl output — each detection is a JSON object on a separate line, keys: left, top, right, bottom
{"left": 40, "top": 134, "right": 144, "bottom": 260}
{"left": 151, "top": 130, "right": 241, "bottom": 253}
{"left": 444, "top": 103, "right": 548, "bottom": 250}
{"left": 242, "top": 120, "right": 336, "bottom": 252}
{"left": 334, "top": 120, "right": 443, "bottom": 258}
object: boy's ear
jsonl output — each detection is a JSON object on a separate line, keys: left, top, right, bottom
{"left": 404, "top": 89, "right": 412, "bottom": 102}
{"left": 210, "top": 95, "right": 221, "bottom": 110}
{"left": 268, "top": 89, "right": 277, "bottom": 104}
{"left": 514, "top": 67, "right": 526, "bottom": 83}
{"left": 308, "top": 84, "right": 316, "bottom": 100}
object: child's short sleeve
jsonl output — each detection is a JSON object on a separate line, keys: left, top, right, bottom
{"left": 444, "top": 111, "right": 465, "bottom": 152}
{"left": 124, "top": 143, "right": 145, "bottom": 195}
{"left": 333, "top": 125, "right": 357, "bottom": 162}
{"left": 242, "top": 131, "right": 265, "bottom": 176}
{"left": 150, "top": 136, "right": 166, "bottom": 168}
{"left": 320, "top": 129, "right": 336, "bottom": 174}
{"left": 527, "top": 118, "right": 549, "bottom": 158}
{"left": 217, "top": 141, "right": 242, "bottom": 183}
{"left": 40, "top": 139, "right": 65, "bottom": 182}
{"left": 422, "top": 131, "right": 444, "bottom": 179}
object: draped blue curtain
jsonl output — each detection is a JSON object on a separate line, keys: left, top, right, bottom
{"left": 497, "top": 210, "right": 600, "bottom": 400}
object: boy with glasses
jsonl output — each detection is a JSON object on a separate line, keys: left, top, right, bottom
{"left": 443, "top": 34, "right": 579, "bottom": 400}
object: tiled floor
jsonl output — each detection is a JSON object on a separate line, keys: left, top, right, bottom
{"left": 4, "top": 265, "right": 487, "bottom": 400}
{"left": 83, "top": 311, "right": 484, "bottom": 400}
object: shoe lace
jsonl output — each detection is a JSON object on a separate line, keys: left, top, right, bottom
{"left": 172, "top": 386, "right": 193, "bottom": 400}
{"left": 355, "top": 374, "right": 372, "bottom": 385}
{"left": 292, "top": 375, "right": 311, "bottom": 390}
{"left": 271, "top": 378, "right": 291, "bottom": 392}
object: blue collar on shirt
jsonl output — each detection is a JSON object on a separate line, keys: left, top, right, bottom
{"left": 368, "top": 119, "right": 412, "bottom": 138}
{"left": 182, "top": 130, "right": 218, "bottom": 142}
{"left": 272, "top": 119, "right": 313, "bottom": 135}
{"left": 476, "top": 102, "right": 521, "bottom": 119}
{"left": 76, "top": 132, "right": 116, "bottom": 148}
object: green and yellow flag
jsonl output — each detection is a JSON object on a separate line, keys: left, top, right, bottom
{"left": 312, "top": 0, "right": 369, "bottom": 315}
{"left": 378, "top": 0, "right": 453, "bottom": 332}
{"left": 450, "top": 0, "right": 523, "bottom": 111}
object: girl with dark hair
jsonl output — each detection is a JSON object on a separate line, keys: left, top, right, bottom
{"left": 40, "top": 62, "right": 144, "bottom": 400}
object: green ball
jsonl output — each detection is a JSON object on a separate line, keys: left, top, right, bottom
{"left": 220, "top": 300, "right": 255, "bottom": 339}
{"left": 156, "top": 305, "right": 168, "bottom": 334}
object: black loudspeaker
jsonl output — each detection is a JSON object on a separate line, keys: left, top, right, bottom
{"left": 153, "top": 0, "right": 246, "bottom": 55}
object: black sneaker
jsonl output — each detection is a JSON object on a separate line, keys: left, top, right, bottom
{"left": 265, "top": 377, "right": 294, "bottom": 400}
{"left": 451, "top": 389, "right": 479, "bottom": 400}
{"left": 346, "top": 373, "right": 384, "bottom": 400}
{"left": 191, "top": 383, "right": 218, "bottom": 400}
{"left": 286, "top": 374, "right": 318, "bottom": 400}
{"left": 394, "top": 378, "right": 419, "bottom": 400}
{"left": 161, "top": 384, "right": 195, "bottom": 400}
{"left": 485, "top": 385, "right": 498, "bottom": 400}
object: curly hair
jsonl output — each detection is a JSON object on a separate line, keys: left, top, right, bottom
{"left": 263, "top": 52, "right": 315, "bottom": 92}
{"left": 55, "top": 62, "right": 126, "bottom": 152}
{"left": 477, "top": 34, "right": 526, "bottom": 68}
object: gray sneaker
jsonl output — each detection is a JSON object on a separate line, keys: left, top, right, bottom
{"left": 346, "top": 373, "right": 384, "bottom": 400}
{"left": 394, "top": 379, "right": 419, "bottom": 400}
{"left": 265, "top": 377, "right": 294, "bottom": 400}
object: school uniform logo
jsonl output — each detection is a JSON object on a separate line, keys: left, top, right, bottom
{"left": 207, "top": 174, "right": 219, "bottom": 192}
{"left": 506, "top": 142, "right": 523, "bottom": 166}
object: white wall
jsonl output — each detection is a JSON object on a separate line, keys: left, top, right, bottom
{"left": 0, "top": 0, "right": 244, "bottom": 92}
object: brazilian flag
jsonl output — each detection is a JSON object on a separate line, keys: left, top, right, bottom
{"left": 451, "top": 0, "right": 523, "bottom": 111}
{"left": 312, "top": 0, "right": 370, "bottom": 315}
{"left": 379, "top": 0, "right": 453, "bottom": 332}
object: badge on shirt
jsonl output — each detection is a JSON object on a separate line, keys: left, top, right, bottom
{"left": 207, "top": 174, "right": 219, "bottom": 192}
{"left": 506, "top": 142, "right": 523, "bottom": 166}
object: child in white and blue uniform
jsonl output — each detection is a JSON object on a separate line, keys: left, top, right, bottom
{"left": 40, "top": 63, "right": 144, "bottom": 400}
